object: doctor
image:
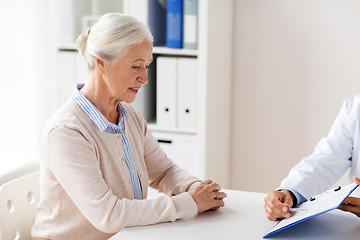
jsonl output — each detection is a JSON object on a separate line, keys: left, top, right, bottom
{"left": 264, "top": 95, "right": 360, "bottom": 220}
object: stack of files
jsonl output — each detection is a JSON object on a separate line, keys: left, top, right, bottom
{"left": 156, "top": 56, "right": 198, "bottom": 130}
{"left": 126, "top": 0, "right": 198, "bottom": 49}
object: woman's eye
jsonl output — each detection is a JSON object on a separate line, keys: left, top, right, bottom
{"left": 132, "top": 66, "right": 141, "bottom": 71}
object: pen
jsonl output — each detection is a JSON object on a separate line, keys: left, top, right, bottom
{"left": 289, "top": 208, "right": 307, "bottom": 212}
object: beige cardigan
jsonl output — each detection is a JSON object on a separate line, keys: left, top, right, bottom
{"left": 32, "top": 98, "right": 200, "bottom": 239}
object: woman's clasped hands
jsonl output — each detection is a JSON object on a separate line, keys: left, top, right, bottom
{"left": 190, "top": 180, "right": 227, "bottom": 213}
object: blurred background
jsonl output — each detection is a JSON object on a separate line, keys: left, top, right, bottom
{"left": 1, "top": 0, "right": 360, "bottom": 193}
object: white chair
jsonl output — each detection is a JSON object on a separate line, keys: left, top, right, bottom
{"left": 0, "top": 172, "right": 40, "bottom": 240}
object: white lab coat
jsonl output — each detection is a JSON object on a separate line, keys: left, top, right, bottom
{"left": 280, "top": 94, "right": 360, "bottom": 200}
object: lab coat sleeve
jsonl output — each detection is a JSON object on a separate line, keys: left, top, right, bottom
{"left": 280, "top": 99, "right": 354, "bottom": 200}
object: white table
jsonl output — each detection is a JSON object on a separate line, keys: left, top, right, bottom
{"left": 109, "top": 189, "right": 360, "bottom": 240}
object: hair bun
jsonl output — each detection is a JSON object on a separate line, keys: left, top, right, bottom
{"left": 75, "top": 34, "right": 88, "bottom": 59}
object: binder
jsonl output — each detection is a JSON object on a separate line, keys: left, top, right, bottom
{"left": 166, "top": 0, "right": 183, "bottom": 48}
{"left": 148, "top": 0, "right": 167, "bottom": 46}
{"left": 156, "top": 57, "right": 177, "bottom": 128}
{"left": 263, "top": 183, "right": 359, "bottom": 238}
{"left": 177, "top": 58, "right": 198, "bottom": 129}
{"left": 183, "top": 0, "right": 198, "bottom": 49}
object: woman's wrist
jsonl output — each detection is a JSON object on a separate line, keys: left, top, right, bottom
{"left": 186, "top": 181, "right": 201, "bottom": 193}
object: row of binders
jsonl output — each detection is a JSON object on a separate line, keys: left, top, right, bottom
{"left": 156, "top": 57, "right": 198, "bottom": 130}
{"left": 148, "top": 0, "right": 198, "bottom": 49}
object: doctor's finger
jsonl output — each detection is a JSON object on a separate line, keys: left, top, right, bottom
{"left": 342, "top": 197, "right": 360, "bottom": 206}
{"left": 353, "top": 176, "right": 360, "bottom": 186}
{"left": 264, "top": 203, "right": 289, "bottom": 220}
{"left": 264, "top": 205, "right": 279, "bottom": 221}
{"left": 339, "top": 202, "right": 360, "bottom": 218}
{"left": 264, "top": 194, "right": 291, "bottom": 220}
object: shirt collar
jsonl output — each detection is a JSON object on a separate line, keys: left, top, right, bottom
{"left": 72, "top": 88, "right": 128, "bottom": 133}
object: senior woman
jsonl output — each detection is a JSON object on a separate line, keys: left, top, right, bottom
{"left": 32, "top": 13, "right": 226, "bottom": 239}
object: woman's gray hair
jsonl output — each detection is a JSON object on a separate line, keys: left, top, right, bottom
{"left": 76, "top": 13, "right": 153, "bottom": 69}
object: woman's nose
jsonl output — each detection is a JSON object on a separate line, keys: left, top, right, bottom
{"left": 138, "top": 69, "right": 149, "bottom": 84}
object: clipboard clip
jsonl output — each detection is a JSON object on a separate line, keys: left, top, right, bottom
{"left": 309, "top": 186, "right": 341, "bottom": 201}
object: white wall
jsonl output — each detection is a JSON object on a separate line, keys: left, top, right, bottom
{"left": 230, "top": 0, "right": 360, "bottom": 192}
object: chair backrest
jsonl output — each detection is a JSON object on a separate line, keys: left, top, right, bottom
{"left": 0, "top": 172, "right": 40, "bottom": 240}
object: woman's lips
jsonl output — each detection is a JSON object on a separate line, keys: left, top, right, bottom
{"left": 129, "top": 87, "right": 140, "bottom": 93}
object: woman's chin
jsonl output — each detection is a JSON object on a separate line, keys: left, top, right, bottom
{"left": 123, "top": 97, "right": 136, "bottom": 104}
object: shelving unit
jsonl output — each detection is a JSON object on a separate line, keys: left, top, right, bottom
{"left": 148, "top": 123, "right": 197, "bottom": 135}
{"left": 153, "top": 47, "right": 198, "bottom": 57}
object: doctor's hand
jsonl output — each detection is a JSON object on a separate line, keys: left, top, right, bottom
{"left": 264, "top": 189, "right": 296, "bottom": 221}
{"left": 190, "top": 180, "right": 227, "bottom": 213}
{"left": 338, "top": 176, "right": 360, "bottom": 218}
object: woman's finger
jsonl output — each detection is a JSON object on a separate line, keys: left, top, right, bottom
{"left": 215, "top": 191, "right": 227, "bottom": 199}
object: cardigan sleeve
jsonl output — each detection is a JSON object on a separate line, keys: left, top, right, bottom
{"left": 141, "top": 121, "right": 202, "bottom": 196}
{"left": 46, "top": 125, "right": 197, "bottom": 233}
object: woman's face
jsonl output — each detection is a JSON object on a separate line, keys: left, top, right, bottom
{"left": 101, "top": 40, "right": 153, "bottom": 103}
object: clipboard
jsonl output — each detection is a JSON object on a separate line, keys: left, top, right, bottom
{"left": 263, "top": 183, "right": 359, "bottom": 238}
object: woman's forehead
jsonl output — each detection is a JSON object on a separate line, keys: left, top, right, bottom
{"left": 123, "top": 41, "right": 153, "bottom": 61}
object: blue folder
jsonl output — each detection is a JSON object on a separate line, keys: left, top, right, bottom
{"left": 166, "top": 0, "right": 183, "bottom": 48}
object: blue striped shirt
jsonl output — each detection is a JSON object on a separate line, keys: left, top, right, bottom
{"left": 72, "top": 88, "right": 142, "bottom": 200}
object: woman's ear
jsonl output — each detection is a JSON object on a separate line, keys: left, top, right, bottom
{"left": 95, "top": 57, "right": 105, "bottom": 74}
